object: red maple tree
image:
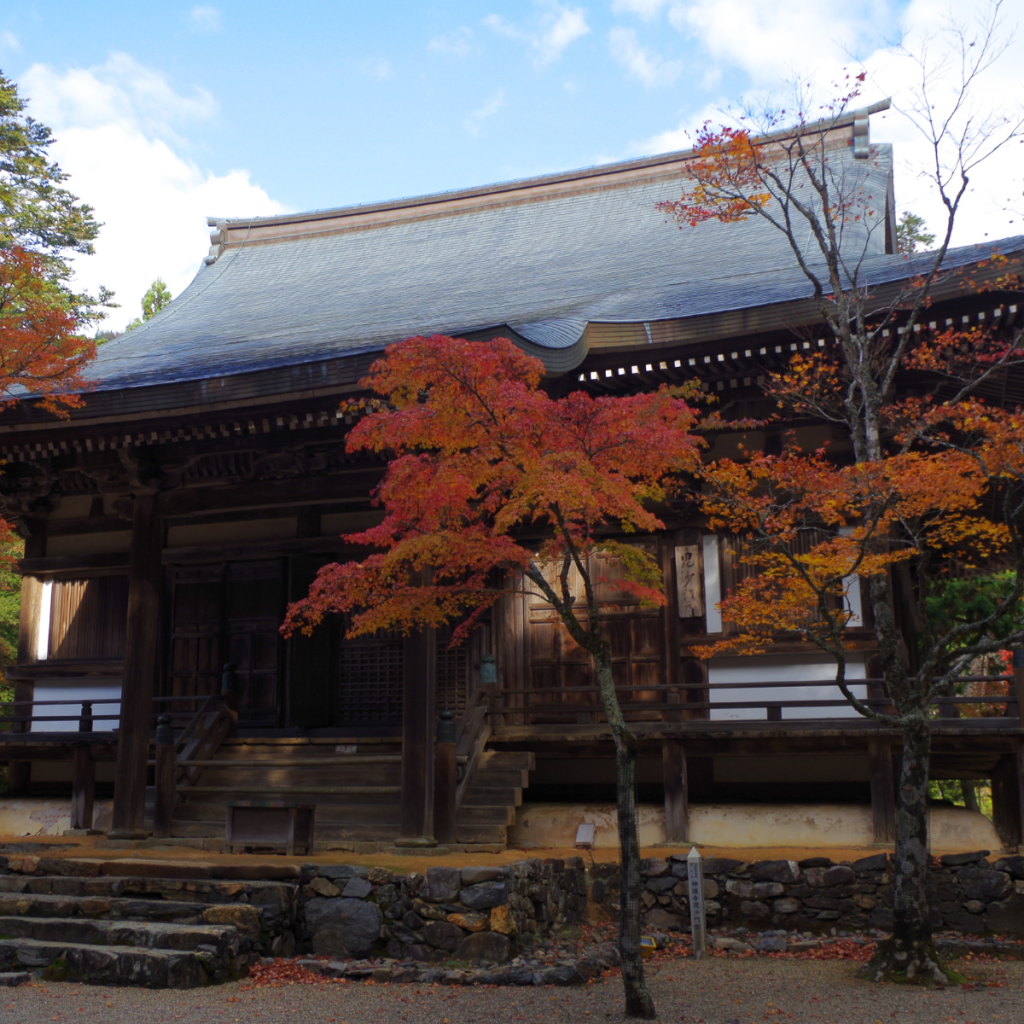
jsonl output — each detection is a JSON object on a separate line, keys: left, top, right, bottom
{"left": 284, "top": 333, "right": 705, "bottom": 1019}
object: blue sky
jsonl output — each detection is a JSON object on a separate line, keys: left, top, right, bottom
{"left": 1, "top": 1, "right": 1020, "bottom": 329}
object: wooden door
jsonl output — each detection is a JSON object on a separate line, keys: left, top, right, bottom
{"left": 226, "top": 560, "right": 285, "bottom": 727}
{"left": 168, "top": 566, "right": 225, "bottom": 705}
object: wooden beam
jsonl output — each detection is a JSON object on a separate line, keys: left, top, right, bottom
{"left": 398, "top": 623, "right": 437, "bottom": 845}
{"left": 868, "top": 739, "right": 896, "bottom": 844}
{"left": 662, "top": 739, "right": 688, "bottom": 842}
{"left": 110, "top": 493, "right": 163, "bottom": 838}
{"left": 156, "top": 471, "right": 383, "bottom": 518}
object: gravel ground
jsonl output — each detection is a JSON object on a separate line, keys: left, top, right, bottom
{"left": 3, "top": 959, "right": 1023, "bottom": 1024}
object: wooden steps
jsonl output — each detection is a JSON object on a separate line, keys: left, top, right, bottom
{"left": 455, "top": 750, "right": 534, "bottom": 845}
{"left": 166, "top": 738, "right": 403, "bottom": 842}
{"left": 161, "top": 738, "right": 533, "bottom": 848}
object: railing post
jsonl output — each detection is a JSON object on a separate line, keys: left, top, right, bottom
{"left": 221, "top": 662, "right": 240, "bottom": 737}
{"left": 71, "top": 702, "right": 95, "bottom": 831}
{"left": 153, "top": 714, "right": 176, "bottom": 839}
{"left": 433, "top": 708, "right": 457, "bottom": 845}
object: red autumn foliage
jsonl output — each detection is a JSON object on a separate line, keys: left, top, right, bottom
{"left": 0, "top": 245, "right": 94, "bottom": 417}
{"left": 281, "top": 334, "right": 704, "bottom": 643}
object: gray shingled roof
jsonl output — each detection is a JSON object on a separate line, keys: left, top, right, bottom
{"left": 88, "top": 141, "right": 945, "bottom": 392}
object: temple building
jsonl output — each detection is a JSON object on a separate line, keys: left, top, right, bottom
{"left": 2, "top": 104, "right": 1022, "bottom": 851}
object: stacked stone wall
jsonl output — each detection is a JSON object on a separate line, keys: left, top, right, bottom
{"left": 589, "top": 851, "right": 1024, "bottom": 937}
{"left": 295, "top": 857, "right": 588, "bottom": 962}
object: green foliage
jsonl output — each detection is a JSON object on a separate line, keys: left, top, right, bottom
{"left": 895, "top": 211, "right": 936, "bottom": 254}
{"left": 0, "top": 69, "right": 112, "bottom": 323}
{"left": 125, "top": 277, "right": 172, "bottom": 331}
{"left": 924, "top": 571, "right": 1024, "bottom": 646}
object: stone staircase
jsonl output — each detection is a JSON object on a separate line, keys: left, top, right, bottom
{"left": 456, "top": 750, "right": 534, "bottom": 845}
{"left": 0, "top": 859, "right": 296, "bottom": 988}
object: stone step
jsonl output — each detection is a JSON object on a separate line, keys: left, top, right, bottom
{"left": 0, "top": 916, "right": 240, "bottom": 958}
{"left": 0, "top": 891, "right": 236, "bottom": 925}
{"left": 1, "top": 873, "right": 296, "bottom": 912}
{"left": 0, "top": 937, "right": 225, "bottom": 989}
{"left": 0, "top": 971, "right": 30, "bottom": 987}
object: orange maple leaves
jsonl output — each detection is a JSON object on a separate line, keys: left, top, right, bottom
{"left": 0, "top": 246, "right": 94, "bottom": 416}
{"left": 697, "top": 445, "right": 1002, "bottom": 659}
{"left": 281, "top": 335, "right": 704, "bottom": 643}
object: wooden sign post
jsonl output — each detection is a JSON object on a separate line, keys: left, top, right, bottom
{"left": 687, "top": 845, "right": 707, "bottom": 958}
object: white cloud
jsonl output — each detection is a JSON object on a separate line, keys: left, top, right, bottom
{"left": 668, "top": 0, "right": 894, "bottom": 85}
{"left": 637, "top": 0, "right": 1024, "bottom": 247}
{"left": 1, "top": 29, "right": 20, "bottom": 50}
{"left": 484, "top": 2, "right": 590, "bottom": 67}
{"left": 358, "top": 57, "right": 394, "bottom": 80}
{"left": 21, "top": 56, "right": 287, "bottom": 332}
{"left": 465, "top": 89, "right": 505, "bottom": 135}
{"left": 190, "top": 6, "right": 221, "bottom": 31}
{"left": 428, "top": 27, "right": 474, "bottom": 57}
{"left": 611, "top": 0, "right": 672, "bottom": 20}
{"left": 608, "top": 26, "right": 683, "bottom": 86}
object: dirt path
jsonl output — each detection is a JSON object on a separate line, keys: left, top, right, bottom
{"left": 5, "top": 958, "right": 1022, "bottom": 1024}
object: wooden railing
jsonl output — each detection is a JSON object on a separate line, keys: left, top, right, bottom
{"left": 454, "top": 685, "right": 492, "bottom": 811}
{"left": 491, "top": 673, "right": 1022, "bottom": 725}
{"left": 0, "top": 698, "right": 120, "bottom": 733}
{"left": 150, "top": 693, "right": 238, "bottom": 837}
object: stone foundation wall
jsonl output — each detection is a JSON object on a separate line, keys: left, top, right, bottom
{"left": 295, "top": 858, "right": 588, "bottom": 962}
{"left": 590, "top": 851, "right": 1024, "bottom": 937}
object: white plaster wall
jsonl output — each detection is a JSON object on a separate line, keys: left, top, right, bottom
{"left": 708, "top": 653, "right": 868, "bottom": 720}
{"left": 509, "top": 801, "right": 1004, "bottom": 852}
{"left": 30, "top": 678, "right": 122, "bottom": 733}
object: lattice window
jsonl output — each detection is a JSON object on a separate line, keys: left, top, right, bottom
{"left": 337, "top": 627, "right": 404, "bottom": 726}
{"left": 435, "top": 625, "right": 469, "bottom": 717}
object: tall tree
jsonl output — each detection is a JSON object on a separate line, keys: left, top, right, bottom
{"left": 125, "top": 277, "right": 172, "bottom": 331}
{"left": 283, "top": 334, "right": 704, "bottom": 1019}
{"left": 0, "top": 70, "right": 110, "bottom": 325}
{"left": 658, "top": 2, "right": 1024, "bottom": 985}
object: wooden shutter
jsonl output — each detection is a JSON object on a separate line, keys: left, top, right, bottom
{"left": 48, "top": 576, "right": 128, "bottom": 660}
{"left": 226, "top": 560, "right": 284, "bottom": 726}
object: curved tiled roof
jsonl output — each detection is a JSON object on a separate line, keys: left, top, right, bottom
{"left": 88, "top": 136, "right": 915, "bottom": 392}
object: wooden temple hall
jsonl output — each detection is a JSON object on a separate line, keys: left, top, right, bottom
{"left": 2, "top": 106, "right": 1023, "bottom": 850}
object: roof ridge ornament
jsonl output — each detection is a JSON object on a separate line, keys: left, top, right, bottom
{"left": 853, "top": 98, "right": 891, "bottom": 160}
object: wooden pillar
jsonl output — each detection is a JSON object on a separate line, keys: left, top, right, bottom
{"left": 110, "top": 494, "right": 163, "bottom": 838}
{"left": 868, "top": 739, "right": 896, "bottom": 844}
{"left": 9, "top": 518, "right": 49, "bottom": 795}
{"left": 992, "top": 742, "right": 1024, "bottom": 851}
{"left": 662, "top": 739, "right": 688, "bottom": 843}
{"left": 433, "top": 709, "right": 457, "bottom": 844}
{"left": 397, "top": 623, "right": 437, "bottom": 845}
{"left": 1012, "top": 650, "right": 1024, "bottom": 720}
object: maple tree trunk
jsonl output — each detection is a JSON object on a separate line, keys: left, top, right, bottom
{"left": 595, "top": 650, "right": 656, "bottom": 1019}
{"left": 864, "top": 715, "right": 950, "bottom": 985}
